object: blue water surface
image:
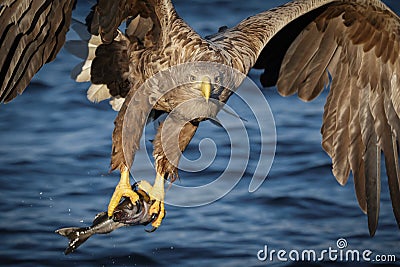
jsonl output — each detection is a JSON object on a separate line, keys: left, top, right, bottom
{"left": 1, "top": 1, "right": 400, "bottom": 266}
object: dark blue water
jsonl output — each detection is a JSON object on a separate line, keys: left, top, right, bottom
{"left": 1, "top": 1, "right": 400, "bottom": 266}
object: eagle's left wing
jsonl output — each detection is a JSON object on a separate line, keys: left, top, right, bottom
{"left": 210, "top": 0, "right": 400, "bottom": 236}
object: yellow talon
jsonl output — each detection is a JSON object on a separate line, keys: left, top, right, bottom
{"left": 108, "top": 168, "right": 139, "bottom": 217}
{"left": 136, "top": 174, "right": 166, "bottom": 231}
{"left": 150, "top": 200, "right": 165, "bottom": 229}
{"left": 107, "top": 171, "right": 166, "bottom": 229}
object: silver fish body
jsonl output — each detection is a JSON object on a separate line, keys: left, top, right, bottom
{"left": 56, "top": 197, "right": 153, "bottom": 254}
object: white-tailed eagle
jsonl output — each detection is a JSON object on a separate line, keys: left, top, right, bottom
{"left": 1, "top": 0, "right": 400, "bottom": 236}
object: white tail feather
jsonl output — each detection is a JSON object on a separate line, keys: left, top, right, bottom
{"left": 71, "top": 60, "right": 92, "bottom": 82}
{"left": 69, "top": 33, "right": 102, "bottom": 83}
{"left": 110, "top": 98, "right": 125, "bottom": 111}
{"left": 68, "top": 22, "right": 126, "bottom": 110}
{"left": 76, "top": 60, "right": 92, "bottom": 82}
{"left": 87, "top": 84, "right": 112, "bottom": 103}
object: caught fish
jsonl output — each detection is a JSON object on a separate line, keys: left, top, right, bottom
{"left": 56, "top": 187, "right": 154, "bottom": 255}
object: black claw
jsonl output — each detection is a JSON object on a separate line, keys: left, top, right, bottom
{"left": 132, "top": 182, "right": 138, "bottom": 189}
{"left": 145, "top": 226, "right": 158, "bottom": 233}
{"left": 150, "top": 213, "right": 158, "bottom": 222}
{"left": 135, "top": 200, "right": 142, "bottom": 213}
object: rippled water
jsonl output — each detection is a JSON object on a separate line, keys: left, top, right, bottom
{"left": 1, "top": 1, "right": 400, "bottom": 266}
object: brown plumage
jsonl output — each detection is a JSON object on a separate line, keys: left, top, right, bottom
{"left": 0, "top": 0, "right": 75, "bottom": 102}
{"left": 1, "top": 0, "right": 400, "bottom": 236}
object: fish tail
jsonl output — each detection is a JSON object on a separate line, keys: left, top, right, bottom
{"left": 56, "top": 227, "right": 92, "bottom": 255}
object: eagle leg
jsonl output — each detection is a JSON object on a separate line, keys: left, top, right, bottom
{"left": 136, "top": 174, "right": 166, "bottom": 232}
{"left": 107, "top": 166, "right": 140, "bottom": 217}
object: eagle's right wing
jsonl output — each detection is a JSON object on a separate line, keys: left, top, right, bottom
{"left": 0, "top": 0, "right": 75, "bottom": 103}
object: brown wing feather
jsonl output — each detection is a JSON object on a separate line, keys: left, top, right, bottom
{"left": 331, "top": 63, "right": 351, "bottom": 185}
{"left": 278, "top": 2, "right": 400, "bottom": 236}
{"left": 360, "top": 85, "right": 382, "bottom": 236}
{"left": 276, "top": 23, "right": 324, "bottom": 98}
{"left": 212, "top": 0, "right": 400, "bottom": 235}
{"left": 0, "top": 0, "right": 75, "bottom": 103}
{"left": 348, "top": 72, "right": 367, "bottom": 213}
{"left": 88, "top": 0, "right": 162, "bottom": 45}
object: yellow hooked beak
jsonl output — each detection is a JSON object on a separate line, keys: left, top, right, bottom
{"left": 201, "top": 76, "right": 211, "bottom": 102}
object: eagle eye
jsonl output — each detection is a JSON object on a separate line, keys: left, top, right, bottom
{"left": 189, "top": 75, "right": 197, "bottom": 82}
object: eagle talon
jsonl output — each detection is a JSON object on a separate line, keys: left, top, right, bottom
{"left": 148, "top": 200, "right": 165, "bottom": 229}
{"left": 145, "top": 208, "right": 165, "bottom": 233}
{"left": 107, "top": 168, "right": 140, "bottom": 217}
{"left": 135, "top": 177, "right": 166, "bottom": 230}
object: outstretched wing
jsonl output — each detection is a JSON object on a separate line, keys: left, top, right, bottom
{"left": 0, "top": 0, "right": 75, "bottom": 103}
{"left": 211, "top": 0, "right": 400, "bottom": 236}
